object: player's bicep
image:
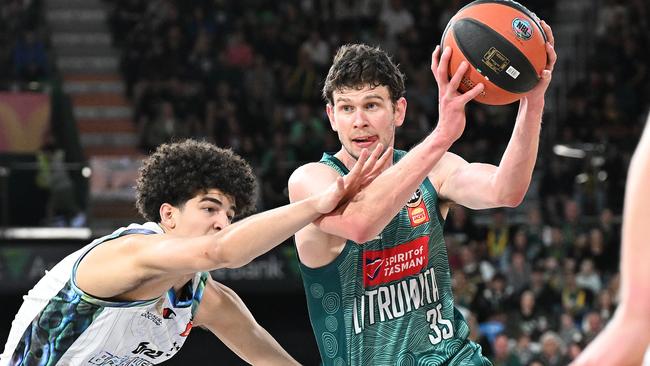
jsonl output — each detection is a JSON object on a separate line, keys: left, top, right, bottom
{"left": 436, "top": 152, "right": 500, "bottom": 210}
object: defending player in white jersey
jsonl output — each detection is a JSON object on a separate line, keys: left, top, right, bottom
{"left": 1, "top": 139, "right": 389, "bottom": 366}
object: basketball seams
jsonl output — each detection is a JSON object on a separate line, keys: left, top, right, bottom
{"left": 440, "top": 0, "right": 547, "bottom": 104}
{"left": 453, "top": 18, "right": 540, "bottom": 93}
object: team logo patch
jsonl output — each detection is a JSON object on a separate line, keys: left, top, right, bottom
{"left": 512, "top": 18, "right": 533, "bottom": 40}
{"left": 406, "top": 188, "right": 423, "bottom": 207}
{"left": 362, "top": 236, "right": 428, "bottom": 286}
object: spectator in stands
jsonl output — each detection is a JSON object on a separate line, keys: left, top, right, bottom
{"left": 580, "top": 311, "right": 603, "bottom": 344}
{"left": 575, "top": 258, "right": 602, "bottom": 294}
{"left": 558, "top": 312, "right": 581, "bottom": 346}
{"left": 35, "top": 136, "right": 85, "bottom": 227}
{"left": 538, "top": 331, "right": 568, "bottom": 366}
{"left": 506, "top": 289, "right": 550, "bottom": 340}
{"left": 445, "top": 205, "right": 481, "bottom": 246}
{"left": 491, "top": 333, "right": 521, "bottom": 366}
{"left": 505, "top": 251, "right": 532, "bottom": 294}
{"left": 486, "top": 209, "right": 512, "bottom": 261}
{"left": 527, "top": 265, "right": 561, "bottom": 315}
{"left": 379, "top": 0, "right": 414, "bottom": 40}
{"left": 140, "top": 101, "right": 177, "bottom": 152}
{"left": 473, "top": 273, "right": 511, "bottom": 323}
{"left": 12, "top": 30, "right": 48, "bottom": 81}
{"left": 593, "top": 288, "right": 615, "bottom": 323}
{"left": 299, "top": 30, "right": 330, "bottom": 71}
{"left": 288, "top": 103, "right": 327, "bottom": 162}
{"left": 561, "top": 272, "right": 594, "bottom": 319}
{"left": 512, "top": 333, "right": 534, "bottom": 366}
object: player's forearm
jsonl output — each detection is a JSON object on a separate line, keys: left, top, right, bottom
{"left": 618, "top": 127, "right": 650, "bottom": 317}
{"left": 491, "top": 98, "right": 543, "bottom": 205}
{"left": 213, "top": 197, "right": 321, "bottom": 268}
{"left": 321, "top": 132, "right": 452, "bottom": 242}
{"left": 244, "top": 326, "right": 301, "bottom": 366}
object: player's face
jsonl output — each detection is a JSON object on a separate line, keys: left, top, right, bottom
{"left": 174, "top": 189, "right": 236, "bottom": 236}
{"left": 327, "top": 84, "right": 406, "bottom": 160}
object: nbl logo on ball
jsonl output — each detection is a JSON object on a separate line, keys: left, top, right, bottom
{"left": 512, "top": 18, "right": 533, "bottom": 40}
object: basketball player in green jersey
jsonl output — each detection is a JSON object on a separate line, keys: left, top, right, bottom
{"left": 571, "top": 112, "right": 650, "bottom": 366}
{"left": 288, "top": 21, "right": 556, "bottom": 365}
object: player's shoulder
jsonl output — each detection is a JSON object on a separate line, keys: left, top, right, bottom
{"left": 94, "top": 223, "right": 165, "bottom": 256}
{"left": 290, "top": 161, "right": 339, "bottom": 186}
{"left": 288, "top": 161, "right": 340, "bottom": 201}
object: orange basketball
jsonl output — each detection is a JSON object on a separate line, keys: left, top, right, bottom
{"left": 441, "top": 0, "right": 548, "bottom": 105}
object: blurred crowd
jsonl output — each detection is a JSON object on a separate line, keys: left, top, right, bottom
{"left": 0, "top": 0, "right": 49, "bottom": 89}
{"left": 2, "top": 0, "right": 650, "bottom": 364}
{"left": 106, "top": 0, "right": 558, "bottom": 210}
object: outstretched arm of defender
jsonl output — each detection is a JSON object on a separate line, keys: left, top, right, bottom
{"left": 75, "top": 145, "right": 388, "bottom": 299}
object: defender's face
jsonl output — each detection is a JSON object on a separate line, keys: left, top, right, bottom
{"left": 327, "top": 85, "right": 406, "bottom": 161}
{"left": 173, "top": 189, "right": 236, "bottom": 237}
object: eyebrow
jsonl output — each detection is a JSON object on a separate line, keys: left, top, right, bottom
{"left": 200, "top": 196, "right": 236, "bottom": 213}
{"left": 335, "top": 94, "right": 386, "bottom": 104}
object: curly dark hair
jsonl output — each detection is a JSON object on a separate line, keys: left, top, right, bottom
{"left": 322, "top": 43, "right": 406, "bottom": 106}
{"left": 135, "top": 139, "right": 258, "bottom": 222}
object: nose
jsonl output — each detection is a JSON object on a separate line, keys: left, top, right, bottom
{"left": 352, "top": 109, "right": 368, "bottom": 128}
{"left": 213, "top": 212, "right": 230, "bottom": 232}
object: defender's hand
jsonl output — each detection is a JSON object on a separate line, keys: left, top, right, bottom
{"left": 314, "top": 144, "right": 392, "bottom": 214}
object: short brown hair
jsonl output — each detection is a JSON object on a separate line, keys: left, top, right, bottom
{"left": 322, "top": 44, "right": 406, "bottom": 106}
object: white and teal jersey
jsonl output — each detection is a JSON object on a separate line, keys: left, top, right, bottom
{"left": 299, "top": 151, "right": 492, "bottom": 366}
{"left": 0, "top": 222, "right": 208, "bottom": 366}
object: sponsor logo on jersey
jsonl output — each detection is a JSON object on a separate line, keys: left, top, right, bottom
{"left": 406, "top": 188, "right": 430, "bottom": 227}
{"left": 365, "top": 258, "right": 383, "bottom": 282}
{"left": 353, "top": 266, "right": 446, "bottom": 335}
{"left": 162, "top": 308, "right": 176, "bottom": 319}
{"left": 89, "top": 351, "right": 154, "bottom": 365}
{"left": 362, "top": 236, "right": 428, "bottom": 286}
{"left": 140, "top": 311, "right": 162, "bottom": 326}
{"left": 132, "top": 342, "right": 164, "bottom": 359}
{"left": 408, "top": 205, "right": 429, "bottom": 226}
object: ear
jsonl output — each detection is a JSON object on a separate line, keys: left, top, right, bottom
{"left": 326, "top": 104, "right": 337, "bottom": 131}
{"left": 393, "top": 97, "right": 407, "bottom": 127}
{"left": 159, "top": 203, "right": 176, "bottom": 229}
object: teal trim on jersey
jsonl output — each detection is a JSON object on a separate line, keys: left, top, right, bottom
{"left": 190, "top": 272, "right": 208, "bottom": 319}
{"left": 10, "top": 225, "right": 209, "bottom": 366}
{"left": 320, "top": 150, "right": 446, "bottom": 232}
{"left": 10, "top": 280, "right": 105, "bottom": 366}
{"left": 422, "top": 175, "right": 446, "bottom": 226}
{"left": 320, "top": 152, "right": 350, "bottom": 173}
{"left": 70, "top": 227, "right": 161, "bottom": 308}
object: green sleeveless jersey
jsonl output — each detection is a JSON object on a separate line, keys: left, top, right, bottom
{"left": 298, "top": 151, "right": 491, "bottom": 366}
